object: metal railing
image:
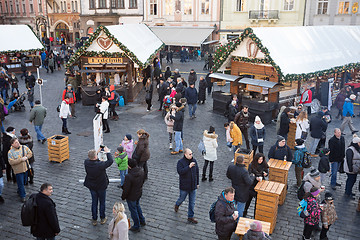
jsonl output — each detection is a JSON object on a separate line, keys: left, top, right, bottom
{"left": 248, "top": 10, "right": 279, "bottom": 20}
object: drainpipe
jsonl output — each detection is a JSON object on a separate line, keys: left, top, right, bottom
{"left": 219, "top": 0, "right": 223, "bottom": 40}
{"left": 303, "top": 0, "right": 307, "bottom": 26}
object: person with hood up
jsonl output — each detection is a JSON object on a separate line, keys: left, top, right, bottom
{"left": 188, "top": 69, "right": 197, "bottom": 85}
{"left": 62, "top": 84, "right": 76, "bottom": 117}
{"left": 108, "top": 85, "right": 119, "bottom": 121}
{"left": 303, "top": 168, "right": 323, "bottom": 194}
{"left": 202, "top": 126, "right": 218, "bottom": 182}
{"left": 320, "top": 192, "right": 337, "bottom": 240}
{"left": 133, "top": 129, "right": 150, "bottom": 180}
{"left": 121, "top": 134, "right": 134, "bottom": 159}
{"left": 293, "top": 139, "right": 308, "bottom": 187}
{"left": 340, "top": 94, "right": 358, "bottom": 135}
{"left": 170, "top": 102, "right": 185, "bottom": 155}
{"left": 268, "top": 136, "right": 293, "bottom": 161}
{"left": 114, "top": 146, "right": 128, "bottom": 188}
{"left": 278, "top": 107, "right": 291, "bottom": 140}
{"left": 214, "top": 187, "right": 237, "bottom": 240}
{"left": 344, "top": 134, "right": 360, "bottom": 200}
{"left": 318, "top": 148, "right": 330, "bottom": 185}
{"left": 198, "top": 76, "right": 207, "bottom": 104}
{"left": 308, "top": 111, "right": 328, "bottom": 155}
{"left": 59, "top": 95, "right": 71, "bottom": 134}
{"left": 249, "top": 116, "right": 266, "bottom": 154}
{"left": 243, "top": 221, "right": 271, "bottom": 240}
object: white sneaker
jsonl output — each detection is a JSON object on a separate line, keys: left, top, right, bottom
{"left": 231, "top": 159, "right": 234, "bottom": 162}
{"left": 169, "top": 143, "right": 173, "bottom": 150}
{"left": 228, "top": 147, "right": 232, "bottom": 152}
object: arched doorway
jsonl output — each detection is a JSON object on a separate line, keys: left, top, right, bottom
{"left": 55, "top": 22, "right": 70, "bottom": 44}
{"left": 35, "top": 16, "right": 48, "bottom": 41}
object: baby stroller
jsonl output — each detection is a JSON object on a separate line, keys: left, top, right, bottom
{"left": 162, "top": 95, "right": 173, "bottom": 117}
{"left": 8, "top": 93, "right": 26, "bottom": 112}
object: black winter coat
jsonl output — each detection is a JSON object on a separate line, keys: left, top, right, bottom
{"left": 121, "top": 167, "right": 145, "bottom": 201}
{"left": 249, "top": 126, "right": 266, "bottom": 146}
{"left": 0, "top": 151, "right": 5, "bottom": 178}
{"left": 318, "top": 155, "right": 330, "bottom": 173}
{"left": 215, "top": 193, "right": 237, "bottom": 237}
{"left": 226, "top": 163, "right": 255, "bottom": 202}
{"left": 278, "top": 112, "right": 290, "bottom": 136}
{"left": 328, "top": 135, "right": 345, "bottom": 163}
{"left": 134, "top": 133, "right": 150, "bottom": 162}
{"left": 188, "top": 72, "right": 197, "bottom": 85}
{"left": 234, "top": 110, "right": 249, "bottom": 128}
{"left": 31, "top": 193, "right": 60, "bottom": 238}
{"left": 170, "top": 108, "right": 184, "bottom": 131}
{"left": 228, "top": 105, "right": 238, "bottom": 122}
{"left": 177, "top": 156, "right": 199, "bottom": 192}
{"left": 198, "top": 79, "right": 207, "bottom": 101}
{"left": 309, "top": 112, "right": 327, "bottom": 139}
{"left": 205, "top": 73, "right": 213, "bottom": 88}
{"left": 184, "top": 87, "right": 198, "bottom": 104}
{"left": 2, "top": 133, "right": 13, "bottom": 164}
{"left": 84, "top": 153, "right": 113, "bottom": 191}
{"left": 268, "top": 142, "right": 293, "bottom": 161}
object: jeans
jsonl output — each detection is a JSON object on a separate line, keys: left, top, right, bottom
{"left": 1, "top": 88, "right": 6, "bottom": 102}
{"left": 188, "top": 103, "right": 197, "bottom": 117}
{"left": 236, "top": 201, "right": 246, "bottom": 218}
{"left": 345, "top": 173, "right": 357, "bottom": 195}
{"left": 29, "top": 101, "right": 34, "bottom": 108}
{"left": 0, "top": 177, "right": 3, "bottom": 196}
{"left": 61, "top": 118, "right": 67, "bottom": 128}
{"left": 34, "top": 125, "right": 46, "bottom": 141}
{"left": 89, "top": 189, "right": 106, "bottom": 220}
{"left": 37, "top": 237, "right": 55, "bottom": 240}
{"left": 174, "top": 131, "right": 183, "bottom": 152}
{"left": 176, "top": 189, "right": 196, "bottom": 218}
{"left": 15, "top": 172, "right": 27, "bottom": 198}
{"left": 330, "top": 162, "right": 340, "bottom": 187}
{"left": 119, "top": 169, "right": 128, "bottom": 186}
{"left": 11, "top": 87, "right": 19, "bottom": 95}
{"left": 308, "top": 137, "right": 321, "bottom": 154}
{"left": 127, "top": 199, "right": 145, "bottom": 229}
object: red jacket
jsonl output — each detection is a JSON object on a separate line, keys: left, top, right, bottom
{"left": 300, "top": 89, "right": 312, "bottom": 104}
{"left": 62, "top": 89, "right": 76, "bottom": 104}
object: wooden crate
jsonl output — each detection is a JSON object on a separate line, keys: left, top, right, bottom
{"left": 268, "top": 158, "right": 292, "bottom": 205}
{"left": 47, "top": 135, "right": 69, "bottom": 163}
{"left": 234, "top": 149, "right": 254, "bottom": 169}
{"left": 254, "top": 180, "right": 285, "bottom": 234}
{"left": 287, "top": 122, "right": 296, "bottom": 149}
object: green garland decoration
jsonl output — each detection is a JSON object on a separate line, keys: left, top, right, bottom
{"left": 66, "top": 25, "right": 164, "bottom": 69}
{"left": 212, "top": 27, "right": 359, "bottom": 82}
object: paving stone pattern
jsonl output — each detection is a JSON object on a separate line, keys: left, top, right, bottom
{"left": 0, "top": 60, "right": 359, "bottom": 240}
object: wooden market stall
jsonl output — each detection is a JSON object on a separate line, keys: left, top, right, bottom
{"left": 0, "top": 25, "right": 43, "bottom": 73}
{"left": 66, "top": 24, "right": 164, "bottom": 105}
{"left": 211, "top": 26, "right": 360, "bottom": 123}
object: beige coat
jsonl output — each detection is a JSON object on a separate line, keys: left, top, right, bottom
{"left": 8, "top": 145, "right": 33, "bottom": 174}
{"left": 108, "top": 214, "right": 129, "bottom": 240}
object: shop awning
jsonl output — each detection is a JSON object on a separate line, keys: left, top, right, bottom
{"left": 78, "top": 69, "right": 127, "bottom": 73}
{"left": 238, "top": 78, "right": 282, "bottom": 88}
{"left": 209, "top": 73, "right": 240, "bottom": 82}
{"left": 149, "top": 26, "right": 214, "bottom": 47}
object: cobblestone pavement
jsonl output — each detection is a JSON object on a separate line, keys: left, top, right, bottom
{"left": 0, "top": 59, "right": 359, "bottom": 240}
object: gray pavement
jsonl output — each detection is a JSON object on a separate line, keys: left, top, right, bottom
{"left": 0, "top": 59, "right": 359, "bottom": 240}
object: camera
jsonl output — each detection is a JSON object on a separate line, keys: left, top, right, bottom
{"left": 100, "top": 145, "right": 105, "bottom": 151}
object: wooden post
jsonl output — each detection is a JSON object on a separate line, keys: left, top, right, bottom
{"left": 268, "top": 158, "right": 292, "bottom": 205}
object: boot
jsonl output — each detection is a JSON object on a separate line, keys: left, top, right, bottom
{"left": 209, "top": 175, "right": 214, "bottom": 182}
{"left": 357, "top": 199, "right": 360, "bottom": 212}
{"left": 201, "top": 175, "right": 207, "bottom": 182}
{"left": 65, "top": 128, "right": 71, "bottom": 134}
{"left": 62, "top": 127, "right": 66, "bottom": 134}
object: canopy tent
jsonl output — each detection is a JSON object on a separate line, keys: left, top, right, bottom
{"left": 149, "top": 26, "right": 214, "bottom": 47}
{"left": 213, "top": 26, "right": 360, "bottom": 82}
{"left": 0, "top": 25, "right": 44, "bottom": 53}
{"left": 66, "top": 24, "right": 164, "bottom": 68}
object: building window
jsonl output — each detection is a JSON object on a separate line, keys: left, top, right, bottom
{"left": 129, "top": 0, "right": 137, "bottom": 9}
{"left": 10, "top": 3, "right": 14, "bottom": 13}
{"left": 60, "top": 2, "right": 63, "bottom": 12}
{"left": 284, "top": 0, "right": 294, "bottom": 11}
{"left": 71, "top": 1, "right": 74, "bottom": 11}
{"left": 30, "top": 3, "right": 33, "bottom": 13}
{"left": 112, "top": 0, "right": 125, "bottom": 9}
{"left": 23, "top": 3, "right": 26, "bottom": 13}
{"left": 236, "top": 0, "right": 245, "bottom": 12}
{"left": 89, "top": 0, "right": 95, "bottom": 9}
{"left": 317, "top": 0, "right": 328, "bottom": 14}
{"left": 150, "top": 0, "right": 157, "bottom": 15}
{"left": 16, "top": 4, "right": 19, "bottom": 13}
{"left": 338, "top": 1, "right": 350, "bottom": 14}
{"left": 75, "top": 1, "right": 78, "bottom": 11}
{"left": 5, "top": 1, "right": 8, "bottom": 13}
{"left": 98, "top": 0, "right": 106, "bottom": 8}
{"left": 184, "top": 0, "right": 192, "bottom": 15}
{"left": 201, "top": 0, "right": 209, "bottom": 14}
{"left": 165, "top": 0, "right": 173, "bottom": 15}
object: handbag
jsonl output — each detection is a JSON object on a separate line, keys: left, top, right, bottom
{"left": 299, "top": 124, "right": 308, "bottom": 140}
{"left": 22, "top": 146, "right": 33, "bottom": 177}
{"left": 198, "top": 140, "right": 206, "bottom": 155}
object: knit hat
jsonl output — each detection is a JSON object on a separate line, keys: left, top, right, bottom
{"left": 310, "top": 168, "right": 320, "bottom": 178}
{"left": 350, "top": 94, "right": 356, "bottom": 100}
{"left": 208, "top": 126, "right": 215, "bottom": 134}
{"left": 67, "top": 84, "right": 72, "bottom": 87}
{"left": 295, "top": 138, "right": 304, "bottom": 146}
{"left": 277, "top": 135, "right": 285, "bottom": 142}
{"left": 353, "top": 134, "right": 360, "bottom": 144}
{"left": 250, "top": 221, "right": 262, "bottom": 232}
{"left": 117, "top": 146, "right": 124, "bottom": 153}
{"left": 254, "top": 116, "right": 264, "bottom": 129}
{"left": 311, "top": 189, "right": 320, "bottom": 197}
{"left": 125, "top": 134, "right": 132, "bottom": 141}
{"left": 325, "top": 192, "right": 334, "bottom": 200}
{"left": 175, "top": 102, "right": 182, "bottom": 107}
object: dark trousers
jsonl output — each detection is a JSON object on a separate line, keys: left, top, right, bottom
{"left": 303, "top": 223, "right": 315, "bottom": 239}
{"left": 252, "top": 145, "right": 263, "bottom": 154}
{"left": 320, "top": 224, "right": 331, "bottom": 239}
{"left": 61, "top": 118, "right": 67, "bottom": 129}
{"left": 109, "top": 103, "right": 118, "bottom": 117}
{"left": 345, "top": 173, "right": 357, "bottom": 195}
{"left": 217, "top": 233, "right": 232, "bottom": 240}
{"left": 5, "top": 161, "right": 16, "bottom": 181}
{"left": 202, "top": 160, "right": 214, "bottom": 178}
{"left": 89, "top": 189, "right": 106, "bottom": 220}
{"left": 70, "top": 103, "right": 75, "bottom": 116}
{"left": 244, "top": 190, "right": 257, "bottom": 217}
{"left": 102, "top": 119, "right": 109, "bottom": 132}
{"left": 137, "top": 161, "right": 148, "bottom": 179}
{"left": 37, "top": 237, "right": 55, "bottom": 240}
{"left": 240, "top": 127, "right": 250, "bottom": 150}
{"left": 146, "top": 99, "right": 152, "bottom": 110}
{"left": 207, "top": 86, "right": 212, "bottom": 95}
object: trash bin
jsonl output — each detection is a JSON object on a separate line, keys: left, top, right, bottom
{"left": 47, "top": 135, "right": 69, "bottom": 163}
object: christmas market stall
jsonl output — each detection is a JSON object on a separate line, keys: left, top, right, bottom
{"left": 66, "top": 24, "right": 164, "bottom": 105}
{"left": 0, "top": 25, "right": 43, "bottom": 73}
{"left": 211, "top": 26, "right": 360, "bottom": 123}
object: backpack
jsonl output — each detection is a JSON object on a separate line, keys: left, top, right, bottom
{"left": 198, "top": 140, "right": 206, "bottom": 156}
{"left": 110, "top": 90, "right": 120, "bottom": 103}
{"left": 21, "top": 194, "right": 38, "bottom": 226}
{"left": 56, "top": 105, "right": 61, "bottom": 112}
{"left": 297, "top": 199, "right": 309, "bottom": 218}
{"left": 302, "top": 152, "right": 311, "bottom": 168}
{"left": 209, "top": 200, "right": 226, "bottom": 223}
{"left": 297, "top": 180, "right": 309, "bottom": 200}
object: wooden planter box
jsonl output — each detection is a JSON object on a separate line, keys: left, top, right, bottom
{"left": 234, "top": 149, "right": 254, "bottom": 169}
{"left": 47, "top": 135, "right": 69, "bottom": 163}
{"left": 254, "top": 180, "right": 285, "bottom": 234}
{"left": 268, "top": 158, "right": 292, "bottom": 205}
{"left": 287, "top": 122, "right": 296, "bottom": 149}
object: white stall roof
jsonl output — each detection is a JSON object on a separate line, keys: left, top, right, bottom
{"left": 0, "top": 25, "right": 44, "bottom": 53}
{"left": 150, "top": 26, "right": 214, "bottom": 47}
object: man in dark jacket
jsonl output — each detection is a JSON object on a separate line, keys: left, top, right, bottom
{"left": 308, "top": 111, "right": 328, "bottom": 155}
{"left": 31, "top": 183, "right": 60, "bottom": 239}
{"left": 184, "top": 83, "right": 198, "bottom": 119}
{"left": 84, "top": 147, "right": 113, "bottom": 226}
{"left": 121, "top": 158, "right": 146, "bottom": 232}
{"left": 278, "top": 107, "right": 291, "bottom": 139}
{"left": 268, "top": 136, "right": 293, "bottom": 161}
{"left": 226, "top": 155, "right": 255, "bottom": 218}
{"left": 174, "top": 148, "right": 199, "bottom": 224}
{"left": 205, "top": 70, "right": 213, "bottom": 95}
{"left": 234, "top": 106, "right": 250, "bottom": 150}
{"left": 215, "top": 187, "right": 237, "bottom": 240}
{"left": 170, "top": 102, "right": 184, "bottom": 155}
{"left": 328, "top": 128, "right": 345, "bottom": 190}
{"left": 188, "top": 69, "right": 197, "bottom": 85}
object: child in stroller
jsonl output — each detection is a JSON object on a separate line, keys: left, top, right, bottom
{"left": 8, "top": 92, "right": 26, "bottom": 112}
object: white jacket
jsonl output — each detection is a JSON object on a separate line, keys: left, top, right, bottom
{"left": 296, "top": 119, "right": 309, "bottom": 139}
{"left": 99, "top": 100, "right": 109, "bottom": 119}
{"left": 59, "top": 100, "right": 70, "bottom": 118}
{"left": 203, "top": 130, "right": 218, "bottom": 161}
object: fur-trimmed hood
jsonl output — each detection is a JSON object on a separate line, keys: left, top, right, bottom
{"left": 203, "top": 130, "right": 218, "bottom": 139}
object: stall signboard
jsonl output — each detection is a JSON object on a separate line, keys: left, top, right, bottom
{"left": 88, "top": 58, "right": 124, "bottom": 64}
{"left": 246, "top": 85, "right": 262, "bottom": 93}
{"left": 269, "top": 85, "right": 281, "bottom": 93}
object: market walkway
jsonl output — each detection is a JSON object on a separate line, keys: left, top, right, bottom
{"left": 0, "top": 59, "right": 359, "bottom": 240}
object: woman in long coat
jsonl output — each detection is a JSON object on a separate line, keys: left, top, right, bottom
{"left": 202, "top": 126, "right": 218, "bottom": 182}
{"left": 198, "top": 76, "right": 207, "bottom": 104}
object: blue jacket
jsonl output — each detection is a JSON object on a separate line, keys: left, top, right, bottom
{"left": 342, "top": 98, "right": 354, "bottom": 117}
{"left": 184, "top": 87, "right": 198, "bottom": 104}
{"left": 293, "top": 145, "right": 307, "bottom": 167}
{"left": 177, "top": 156, "right": 199, "bottom": 192}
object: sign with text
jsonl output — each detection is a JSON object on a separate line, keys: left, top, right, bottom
{"left": 88, "top": 58, "right": 123, "bottom": 64}
{"left": 93, "top": 113, "right": 103, "bottom": 151}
